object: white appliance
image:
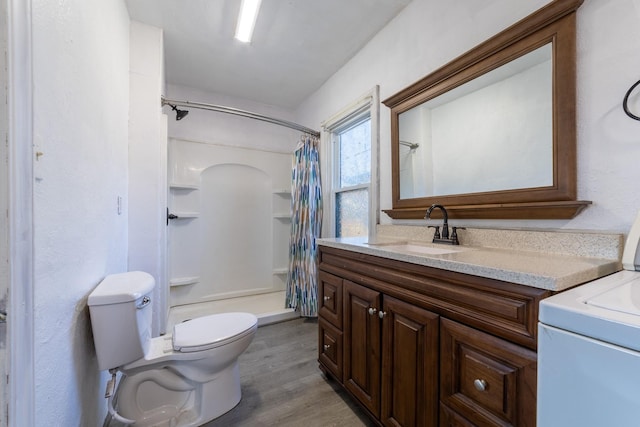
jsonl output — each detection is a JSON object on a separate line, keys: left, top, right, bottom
{"left": 538, "top": 211, "right": 640, "bottom": 426}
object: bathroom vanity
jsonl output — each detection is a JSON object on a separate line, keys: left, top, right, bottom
{"left": 316, "top": 228, "right": 621, "bottom": 427}
{"left": 316, "top": 1, "right": 610, "bottom": 424}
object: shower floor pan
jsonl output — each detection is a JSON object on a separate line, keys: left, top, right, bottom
{"left": 167, "top": 291, "right": 299, "bottom": 329}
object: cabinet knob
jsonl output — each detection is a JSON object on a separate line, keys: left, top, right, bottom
{"left": 323, "top": 344, "right": 331, "bottom": 351}
{"left": 368, "top": 307, "right": 377, "bottom": 316}
{"left": 473, "top": 379, "right": 488, "bottom": 392}
{"left": 323, "top": 296, "right": 331, "bottom": 301}
{"left": 378, "top": 311, "right": 387, "bottom": 319}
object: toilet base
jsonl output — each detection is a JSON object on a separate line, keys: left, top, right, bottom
{"left": 198, "top": 362, "right": 242, "bottom": 423}
{"left": 116, "top": 361, "right": 243, "bottom": 427}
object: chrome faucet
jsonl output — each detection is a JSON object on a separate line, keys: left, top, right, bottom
{"left": 425, "top": 204, "right": 464, "bottom": 245}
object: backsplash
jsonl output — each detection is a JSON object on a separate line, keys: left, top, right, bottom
{"left": 376, "top": 225, "right": 624, "bottom": 261}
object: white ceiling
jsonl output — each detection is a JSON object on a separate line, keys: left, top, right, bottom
{"left": 126, "top": 0, "right": 412, "bottom": 109}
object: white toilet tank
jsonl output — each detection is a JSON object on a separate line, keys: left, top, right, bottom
{"left": 88, "top": 271, "right": 155, "bottom": 371}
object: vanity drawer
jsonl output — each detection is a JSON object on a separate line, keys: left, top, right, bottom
{"left": 440, "top": 319, "right": 537, "bottom": 427}
{"left": 319, "top": 270, "right": 343, "bottom": 328}
{"left": 318, "top": 317, "right": 343, "bottom": 381}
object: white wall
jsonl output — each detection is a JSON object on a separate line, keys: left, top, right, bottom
{"left": 128, "top": 21, "right": 168, "bottom": 335}
{"left": 31, "top": 0, "right": 130, "bottom": 424}
{"left": 296, "top": 0, "right": 640, "bottom": 234}
{"left": 166, "top": 84, "right": 301, "bottom": 153}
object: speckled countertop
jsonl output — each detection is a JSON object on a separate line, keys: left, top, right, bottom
{"left": 317, "top": 227, "right": 624, "bottom": 291}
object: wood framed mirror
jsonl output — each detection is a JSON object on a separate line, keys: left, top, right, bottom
{"left": 383, "top": 0, "right": 590, "bottom": 220}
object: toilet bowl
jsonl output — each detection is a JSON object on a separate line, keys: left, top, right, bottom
{"left": 88, "top": 272, "right": 258, "bottom": 426}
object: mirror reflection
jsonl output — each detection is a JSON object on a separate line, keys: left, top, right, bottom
{"left": 398, "top": 43, "right": 553, "bottom": 200}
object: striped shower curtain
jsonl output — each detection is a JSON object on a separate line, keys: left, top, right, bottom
{"left": 286, "top": 134, "right": 323, "bottom": 317}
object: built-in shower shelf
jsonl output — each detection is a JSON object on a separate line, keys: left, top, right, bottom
{"left": 273, "top": 213, "right": 291, "bottom": 220}
{"left": 273, "top": 268, "right": 288, "bottom": 275}
{"left": 170, "top": 183, "right": 199, "bottom": 190}
{"left": 170, "top": 276, "right": 200, "bottom": 287}
{"left": 171, "top": 211, "right": 200, "bottom": 219}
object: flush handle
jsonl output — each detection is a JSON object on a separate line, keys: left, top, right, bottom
{"left": 136, "top": 295, "right": 151, "bottom": 309}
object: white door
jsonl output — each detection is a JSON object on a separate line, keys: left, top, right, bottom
{"left": 3, "top": 0, "right": 37, "bottom": 423}
{"left": 0, "top": 0, "right": 10, "bottom": 421}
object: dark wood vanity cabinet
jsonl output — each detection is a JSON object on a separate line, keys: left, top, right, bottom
{"left": 343, "top": 278, "right": 382, "bottom": 416}
{"left": 380, "top": 294, "right": 439, "bottom": 426}
{"left": 317, "top": 246, "right": 550, "bottom": 427}
{"left": 342, "top": 280, "right": 439, "bottom": 425}
{"left": 440, "top": 319, "right": 538, "bottom": 427}
{"left": 318, "top": 271, "right": 344, "bottom": 380}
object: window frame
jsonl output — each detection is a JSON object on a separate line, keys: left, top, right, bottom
{"left": 321, "top": 86, "right": 379, "bottom": 238}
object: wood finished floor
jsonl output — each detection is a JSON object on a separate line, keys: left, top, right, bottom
{"left": 204, "top": 317, "right": 375, "bottom": 427}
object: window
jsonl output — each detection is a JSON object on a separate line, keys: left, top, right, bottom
{"left": 334, "top": 118, "right": 371, "bottom": 237}
{"left": 322, "top": 87, "right": 379, "bottom": 238}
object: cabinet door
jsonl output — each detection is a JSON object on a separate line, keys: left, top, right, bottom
{"left": 343, "top": 280, "right": 382, "bottom": 417}
{"left": 439, "top": 404, "right": 475, "bottom": 427}
{"left": 319, "top": 271, "right": 343, "bottom": 328}
{"left": 318, "top": 317, "right": 343, "bottom": 381}
{"left": 381, "top": 296, "right": 439, "bottom": 427}
{"left": 440, "top": 319, "right": 537, "bottom": 427}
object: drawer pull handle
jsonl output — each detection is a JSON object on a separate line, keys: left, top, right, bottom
{"left": 378, "top": 311, "right": 387, "bottom": 319}
{"left": 323, "top": 296, "right": 331, "bottom": 301}
{"left": 323, "top": 344, "right": 331, "bottom": 351}
{"left": 368, "top": 307, "right": 377, "bottom": 316}
{"left": 473, "top": 379, "right": 488, "bottom": 392}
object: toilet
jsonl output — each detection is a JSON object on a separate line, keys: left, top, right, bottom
{"left": 88, "top": 271, "right": 258, "bottom": 426}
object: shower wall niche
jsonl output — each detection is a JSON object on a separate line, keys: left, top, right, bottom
{"left": 168, "top": 138, "right": 292, "bottom": 307}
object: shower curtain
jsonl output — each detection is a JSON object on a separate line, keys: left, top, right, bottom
{"left": 286, "top": 134, "right": 322, "bottom": 317}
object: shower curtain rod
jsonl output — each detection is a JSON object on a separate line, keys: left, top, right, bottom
{"left": 161, "top": 97, "right": 321, "bottom": 137}
{"left": 400, "top": 140, "right": 419, "bottom": 149}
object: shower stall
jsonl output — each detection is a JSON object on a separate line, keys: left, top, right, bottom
{"left": 167, "top": 138, "right": 299, "bottom": 327}
{"left": 162, "top": 96, "right": 321, "bottom": 327}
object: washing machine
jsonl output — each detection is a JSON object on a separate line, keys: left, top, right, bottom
{"left": 538, "top": 212, "right": 640, "bottom": 426}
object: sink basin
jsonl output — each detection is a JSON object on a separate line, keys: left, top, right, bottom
{"left": 371, "top": 242, "right": 469, "bottom": 256}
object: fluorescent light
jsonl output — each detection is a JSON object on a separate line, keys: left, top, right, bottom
{"left": 235, "top": 0, "right": 262, "bottom": 43}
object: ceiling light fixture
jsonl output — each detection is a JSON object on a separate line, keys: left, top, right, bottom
{"left": 234, "top": 0, "right": 262, "bottom": 43}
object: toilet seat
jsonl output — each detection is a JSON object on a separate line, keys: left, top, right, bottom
{"left": 173, "top": 312, "right": 258, "bottom": 353}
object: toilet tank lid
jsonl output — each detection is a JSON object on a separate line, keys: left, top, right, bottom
{"left": 88, "top": 271, "right": 155, "bottom": 306}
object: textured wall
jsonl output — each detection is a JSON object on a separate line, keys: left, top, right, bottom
{"left": 128, "top": 21, "right": 168, "bottom": 336}
{"left": 296, "top": 0, "right": 640, "bottom": 234}
{"left": 32, "top": 0, "right": 130, "bottom": 424}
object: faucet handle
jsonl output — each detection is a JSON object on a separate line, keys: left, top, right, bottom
{"left": 428, "top": 225, "right": 441, "bottom": 239}
{"left": 451, "top": 227, "right": 466, "bottom": 245}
